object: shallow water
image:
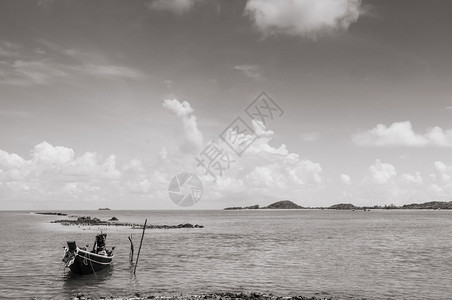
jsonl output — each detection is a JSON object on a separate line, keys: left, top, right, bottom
{"left": 1, "top": 210, "right": 451, "bottom": 299}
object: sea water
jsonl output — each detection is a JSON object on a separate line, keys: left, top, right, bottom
{"left": 0, "top": 209, "right": 451, "bottom": 299}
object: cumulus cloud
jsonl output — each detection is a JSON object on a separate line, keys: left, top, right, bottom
{"left": 352, "top": 121, "right": 452, "bottom": 147}
{"left": 340, "top": 174, "right": 352, "bottom": 185}
{"left": 245, "top": 0, "right": 362, "bottom": 38}
{"left": 369, "top": 159, "right": 396, "bottom": 184}
{"left": 198, "top": 120, "right": 324, "bottom": 204}
{"left": 149, "top": 0, "right": 201, "bottom": 14}
{"left": 163, "top": 99, "right": 204, "bottom": 153}
{"left": 0, "top": 142, "right": 125, "bottom": 204}
{"left": 358, "top": 159, "right": 452, "bottom": 205}
{"left": 433, "top": 161, "right": 451, "bottom": 183}
{"left": 401, "top": 172, "right": 423, "bottom": 185}
{"left": 162, "top": 98, "right": 194, "bottom": 117}
{"left": 32, "top": 141, "right": 74, "bottom": 165}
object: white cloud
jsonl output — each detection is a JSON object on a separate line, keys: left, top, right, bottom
{"left": 72, "top": 64, "right": 143, "bottom": 79}
{"left": 0, "top": 41, "right": 144, "bottom": 86}
{"left": 245, "top": 0, "right": 362, "bottom": 38}
{"left": 0, "top": 150, "right": 26, "bottom": 170}
{"left": 162, "top": 99, "right": 204, "bottom": 153}
{"left": 401, "top": 172, "right": 423, "bottom": 185}
{"left": 0, "top": 142, "right": 125, "bottom": 203}
{"left": 32, "top": 141, "right": 74, "bottom": 165}
{"left": 369, "top": 159, "right": 396, "bottom": 184}
{"left": 352, "top": 121, "right": 452, "bottom": 147}
{"left": 123, "top": 159, "right": 144, "bottom": 172}
{"left": 162, "top": 99, "right": 194, "bottom": 117}
{"left": 434, "top": 161, "right": 451, "bottom": 183}
{"left": 0, "top": 41, "right": 20, "bottom": 57}
{"left": 234, "top": 64, "right": 263, "bottom": 80}
{"left": 1, "top": 60, "right": 69, "bottom": 85}
{"left": 0, "top": 59, "right": 144, "bottom": 86}
{"left": 197, "top": 120, "right": 324, "bottom": 204}
{"left": 340, "top": 174, "right": 352, "bottom": 185}
{"left": 159, "top": 147, "right": 168, "bottom": 161}
{"left": 149, "top": 0, "right": 201, "bottom": 14}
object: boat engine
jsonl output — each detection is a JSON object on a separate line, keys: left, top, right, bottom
{"left": 62, "top": 241, "right": 77, "bottom": 267}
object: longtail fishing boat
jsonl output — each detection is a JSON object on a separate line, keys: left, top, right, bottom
{"left": 62, "top": 233, "right": 115, "bottom": 275}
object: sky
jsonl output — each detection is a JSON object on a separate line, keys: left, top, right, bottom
{"left": 1, "top": 0, "right": 452, "bottom": 210}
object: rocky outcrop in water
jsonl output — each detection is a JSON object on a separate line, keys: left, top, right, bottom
{"left": 224, "top": 204, "right": 260, "bottom": 210}
{"left": 35, "top": 212, "right": 68, "bottom": 216}
{"left": 51, "top": 215, "right": 203, "bottom": 229}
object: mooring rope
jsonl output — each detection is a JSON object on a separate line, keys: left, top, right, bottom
{"left": 89, "top": 254, "right": 97, "bottom": 277}
{"left": 83, "top": 252, "right": 88, "bottom": 265}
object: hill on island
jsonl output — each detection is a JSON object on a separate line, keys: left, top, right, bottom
{"left": 225, "top": 200, "right": 452, "bottom": 210}
{"left": 225, "top": 200, "right": 303, "bottom": 210}
{"left": 402, "top": 201, "right": 452, "bottom": 209}
{"left": 328, "top": 203, "right": 357, "bottom": 210}
{"left": 264, "top": 200, "right": 304, "bottom": 209}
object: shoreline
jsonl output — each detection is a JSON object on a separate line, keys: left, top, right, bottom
{"left": 42, "top": 292, "right": 331, "bottom": 300}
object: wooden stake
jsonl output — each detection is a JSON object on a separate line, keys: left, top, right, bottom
{"left": 128, "top": 234, "right": 134, "bottom": 262}
{"left": 133, "top": 219, "right": 147, "bottom": 275}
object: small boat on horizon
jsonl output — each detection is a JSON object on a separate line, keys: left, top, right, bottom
{"left": 62, "top": 233, "right": 115, "bottom": 275}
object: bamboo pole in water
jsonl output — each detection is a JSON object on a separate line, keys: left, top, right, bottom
{"left": 128, "top": 234, "right": 134, "bottom": 262}
{"left": 133, "top": 219, "right": 147, "bottom": 275}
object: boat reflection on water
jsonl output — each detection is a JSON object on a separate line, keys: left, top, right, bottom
{"left": 62, "top": 265, "right": 115, "bottom": 298}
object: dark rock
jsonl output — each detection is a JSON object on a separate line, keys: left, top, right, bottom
{"left": 224, "top": 204, "right": 259, "bottom": 210}
{"left": 36, "top": 212, "right": 67, "bottom": 216}
{"left": 52, "top": 216, "right": 204, "bottom": 230}
{"left": 178, "top": 223, "right": 194, "bottom": 228}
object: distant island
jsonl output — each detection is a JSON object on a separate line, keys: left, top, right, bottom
{"left": 225, "top": 200, "right": 303, "bottom": 210}
{"left": 98, "top": 208, "right": 111, "bottom": 210}
{"left": 225, "top": 200, "right": 452, "bottom": 210}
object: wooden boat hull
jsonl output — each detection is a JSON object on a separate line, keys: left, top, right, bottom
{"left": 66, "top": 248, "right": 114, "bottom": 275}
